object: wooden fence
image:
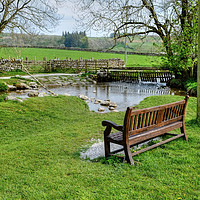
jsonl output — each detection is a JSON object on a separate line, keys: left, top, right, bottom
{"left": 0, "top": 57, "right": 125, "bottom": 72}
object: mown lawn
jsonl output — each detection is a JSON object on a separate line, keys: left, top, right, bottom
{"left": 0, "top": 47, "right": 161, "bottom": 67}
{"left": 0, "top": 95, "right": 199, "bottom": 199}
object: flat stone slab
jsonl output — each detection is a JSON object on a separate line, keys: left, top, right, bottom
{"left": 80, "top": 140, "right": 123, "bottom": 160}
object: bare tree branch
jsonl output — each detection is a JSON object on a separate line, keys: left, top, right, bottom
{"left": 0, "top": 0, "right": 61, "bottom": 34}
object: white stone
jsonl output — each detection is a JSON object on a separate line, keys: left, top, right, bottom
{"left": 98, "top": 107, "right": 105, "bottom": 112}
{"left": 28, "top": 91, "right": 39, "bottom": 97}
{"left": 108, "top": 106, "right": 115, "bottom": 110}
{"left": 16, "top": 83, "right": 30, "bottom": 90}
{"left": 63, "top": 93, "right": 71, "bottom": 96}
{"left": 80, "top": 141, "right": 122, "bottom": 160}
{"left": 109, "top": 102, "right": 117, "bottom": 108}
{"left": 5, "top": 96, "right": 23, "bottom": 102}
{"left": 100, "top": 100, "right": 110, "bottom": 106}
{"left": 7, "top": 84, "right": 17, "bottom": 91}
{"left": 112, "top": 110, "right": 119, "bottom": 112}
{"left": 29, "top": 82, "right": 38, "bottom": 88}
{"left": 78, "top": 94, "right": 89, "bottom": 100}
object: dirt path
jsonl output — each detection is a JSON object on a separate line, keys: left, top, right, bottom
{"left": 0, "top": 73, "right": 78, "bottom": 79}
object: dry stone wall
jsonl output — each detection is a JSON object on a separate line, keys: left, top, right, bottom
{"left": 0, "top": 57, "right": 125, "bottom": 72}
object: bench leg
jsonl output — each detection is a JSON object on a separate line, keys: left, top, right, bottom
{"left": 124, "top": 144, "right": 134, "bottom": 165}
{"left": 181, "top": 125, "right": 188, "bottom": 141}
{"left": 104, "top": 126, "right": 111, "bottom": 158}
{"left": 104, "top": 139, "right": 111, "bottom": 158}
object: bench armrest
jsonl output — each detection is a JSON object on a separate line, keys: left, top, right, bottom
{"left": 102, "top": 120, "right": 123, "bottom": 131}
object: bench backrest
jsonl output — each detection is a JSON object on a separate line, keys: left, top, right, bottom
{"left": 123, "top": 96, "right": 189, "bottom": 139}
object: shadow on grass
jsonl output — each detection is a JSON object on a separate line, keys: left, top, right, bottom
{"left": 186, "top": 118, "right": 200, "bottom": 127}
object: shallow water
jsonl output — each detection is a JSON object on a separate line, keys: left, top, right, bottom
{"left": 8, "top": 80, "right": 186, "bottom": 112}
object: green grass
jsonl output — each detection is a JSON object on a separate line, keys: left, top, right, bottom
{"left": 0, "top": 95, "right": 199, "bottom": 199}
{"left": 0, "top": 47, "right": 161, "bottom": 67}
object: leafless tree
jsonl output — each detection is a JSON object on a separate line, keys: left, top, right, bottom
{"left": 74, "top": 0, "right": 197, "bottom": 58}
{"left": 0, "top": 0, "right": 61, "bottom": 34}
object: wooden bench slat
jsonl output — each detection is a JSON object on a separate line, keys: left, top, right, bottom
{"left": 129, "top": 115, "right": 183, "bottom": 136}
{"left": 133, "top": 115, "right": 137, "bottom": 130}
{"left": 130, "top": 100, "right": 185, "bottom": 115}
{"left": 145, "top": 112, "right": 149, "bottom": 127}
{"left": 149, "top": 112, "right": 153, "bottom": 126}
{"left": 129, "top": 121, "right": 183, "bottom": 146}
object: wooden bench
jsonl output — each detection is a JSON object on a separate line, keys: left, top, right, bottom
{"left": 102, "top": 96, "right": 189, "bottom": 164}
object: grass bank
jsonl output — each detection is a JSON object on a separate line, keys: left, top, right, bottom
{"left": 0, "top": 95, "right": 199, "bottom": 199}
{"left": 0, "top": 47, "right": 161, "bottom": 67}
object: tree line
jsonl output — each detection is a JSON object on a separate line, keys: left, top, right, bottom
{"left": 62, "top": 31, "right": 89, "bottom": 48}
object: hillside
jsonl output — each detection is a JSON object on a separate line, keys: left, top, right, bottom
{"left": 0, "top": 33, "right": 163, "bottom": 54}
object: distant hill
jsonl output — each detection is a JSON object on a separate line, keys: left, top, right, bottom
{"left": 0, "top": 33, "right": 163, "bottom": 54}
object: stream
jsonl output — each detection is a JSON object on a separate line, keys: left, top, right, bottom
{"left": 8, "top": 79, "right": 186, "bottom": 112}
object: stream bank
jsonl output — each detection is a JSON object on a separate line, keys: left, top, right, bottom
{"left": 1, "top": 73, "right": 186, "bottom": 112}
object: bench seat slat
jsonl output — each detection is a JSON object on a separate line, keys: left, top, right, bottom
{"left": 107, "top": 121, "right": 183, "bottom": 146}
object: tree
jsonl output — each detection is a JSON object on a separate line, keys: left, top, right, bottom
{"left": 74, "top": 0, "right": 198, "bottom": 77}
{"left": 63, "top": 31, "right": 89, "bottom": 48}
{"left": 197, "top": 0, "right": 200, "bottom": 119}
{"left": 0, "top": 0, "right": 60, "bottom": 34}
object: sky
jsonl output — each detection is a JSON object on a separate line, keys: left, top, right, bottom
{"left": 46, "top": 2, "right": 102, "bottom": 37}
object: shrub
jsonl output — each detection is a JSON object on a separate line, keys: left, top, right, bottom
{"left": 0, "top": 94, "right": 7, "bottom": 102}
{"left": 0, "top": 83, "right": 8, "bottom": 91}
{"left": 167, "top": 78, "right": 184, "bottom": 89}
{"left": 185, "top": 79, "right": 197, "bottom": 96}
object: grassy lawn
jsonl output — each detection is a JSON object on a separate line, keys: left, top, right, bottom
{"left": 0, "top": 47, "right": 161, "bottom": 68}
{"left": 0, "top": 95, "right": 199, "bottom": 199}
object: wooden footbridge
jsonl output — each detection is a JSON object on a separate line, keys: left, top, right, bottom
{"left": 109, "top": 71, "right": 172, "bottom": 83}
{"left": 97, "top": 67, "right": 173, "bottom": 83}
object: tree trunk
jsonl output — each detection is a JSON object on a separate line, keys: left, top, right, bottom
{"left": 197, "top": 0, "right": 200, "bottom": 119}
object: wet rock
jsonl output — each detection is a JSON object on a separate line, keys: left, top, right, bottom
{"left": 98, "top": 107, "right": 105, "bottom": 112}
{"left": 79, "top": 94, "right": 89, "bottom": 100}
{"left": 28, "top": 91, "right": 39, "bottom": 97}
{"left": 5, "top": 96, "right": 23, "bottom": 102}
{"left": 94, "top": 100, "right": 100, "bottom": 104}
{"left": 29, "top": 82, "right": 38, "bottom": 89}
{"left": 38, "top": 78, "right": 48, "bottom": 82}
{"left": 100, "top": 100, "right": 110, "bottom": 106}
{"left": 16, "top": 83, "right": 30, "bottom": 90}
{"left": 7, "top": 84, "right": 17, "bottom": 91}
{"left": 38, "top": 92, "right": 49, "bottom": 97}
{"left": 62, "top": 82, "right": 71, "bottom": 86}
{"left": 109, "top": 102, "right": 117, "bottom": 108}
{"left": 70, "top": 83, "right": 79, "bottom": 86}
{"left": 94, "top": 99, "right": 102, "bottom": 104}
{"left": 47, "top": 84, "right": 62, "bottom": 88}
{"left": 108, "top": 106, "right": 116, "bottom": 110}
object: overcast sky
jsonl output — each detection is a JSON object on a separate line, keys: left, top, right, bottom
{"left": 47, "top": 2, "right": 102, "bottom": 37}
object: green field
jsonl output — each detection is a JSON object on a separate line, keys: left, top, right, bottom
{"left": 0, "top": 95, "right": 199, "bottom": 199}
{"left": 0, "top": 47, "right": 161, "bottom": 67}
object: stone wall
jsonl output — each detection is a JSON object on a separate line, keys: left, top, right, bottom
{"left": 0, "top": 58, "right": 125, "bottom": 72}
